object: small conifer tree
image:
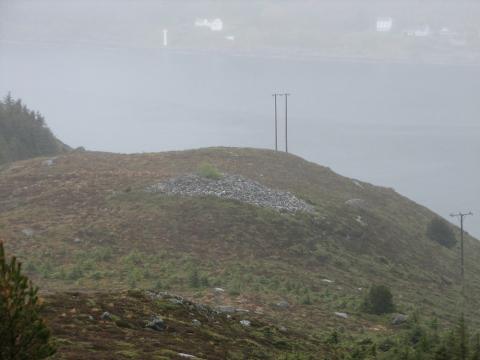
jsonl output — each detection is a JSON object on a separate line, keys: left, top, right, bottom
{"left": 189, "top": 269, "right": 200, "bottom": 288}
{"left": 0, "top": 241, "right": 56, "bottom": 359}
{"left": 362, "top": 284, "right": 395, "bottom": 315}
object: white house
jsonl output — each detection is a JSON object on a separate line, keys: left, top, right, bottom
{"left": 376, "top": 17, "right": 393, "bottom": 32}
{"left": 194, "top": 18, "right": 223, "bottom": 32}
{"left": 404, "top": 25, "right": 431, "bottom": 37}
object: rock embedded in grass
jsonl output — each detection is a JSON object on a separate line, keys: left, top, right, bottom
{"left": 240, "top": 320, "right": 251, "bottom": 327}
{"left": 392, "top": 314, "right": 408, "bottom": 325}
{"left": 216, "top": 306, "right": 235, "bottom": 314}
{"left": 21, "top": 228, "right": 34, "bottom": 237}
{"left": 145, "top": 317, "right": 166, "bottom": 331}
{"left": 100, "top": 311, "right": 112, "bottom": 321}
{"left": 147, "top": 174, "right": 314, "bottom": 213}
{"left": 334, "top": 312, "right": 349, "bottom": 319}
{"left": 275, "top": 300, "right": 290, "bottom": 309}
{"left": 345, "top": 198, "right": 369, "bottom": 210}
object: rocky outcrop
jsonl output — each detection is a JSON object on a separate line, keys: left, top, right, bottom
{"left": 147, "top": 174, "right": 314, "bottom": 213}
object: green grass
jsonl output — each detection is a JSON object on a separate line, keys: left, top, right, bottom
{"left": 197, "top": 161, "right": 223, "bottom": 180}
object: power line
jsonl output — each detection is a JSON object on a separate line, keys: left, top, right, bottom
{"left": 450, "top": 211, "right": 473, "bottom": 295}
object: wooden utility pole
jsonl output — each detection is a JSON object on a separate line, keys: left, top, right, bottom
{"left": 284, "top": 93, "right": 290, "bottom": 153}
{"left": 450, "top": 211, "right": 473, "bottom": 294}
{"left": 272, "top": 94, "right": 279, "bottom": 151}
{"left": 272, "top": 92, "right": 290, "bottom": 153}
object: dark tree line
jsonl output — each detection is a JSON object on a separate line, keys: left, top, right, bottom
{"left": 0, "top": 93, "right": 69, "bottom": 165}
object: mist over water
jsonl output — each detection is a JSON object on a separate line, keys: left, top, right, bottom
{"left": 1, "top": 1, "right": 479, "bottom": 238}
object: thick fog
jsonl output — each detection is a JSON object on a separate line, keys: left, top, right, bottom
{"left": 1, "top": 0, "right": 479, "bottom": 238}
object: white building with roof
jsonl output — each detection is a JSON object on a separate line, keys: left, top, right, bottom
{"left": 376, "top": 17, "right": 393, "bottom": 32}
{"left": 195, "top": 18, "right": 223, "bottom": 32}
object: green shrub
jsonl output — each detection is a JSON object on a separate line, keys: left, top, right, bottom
{"left": 90, "top": 271, "right": 103, "bottom": 280}
{"left": 67, "top": 266, "right": 83, "bottom": 281}
{"left": 426, "top": 217, "right": 457, "bottom": 248}
{"left": 197, "top": 162, "right": 222, "bottom": 180}
{"left": 91, "top": 247, "right": 113, "bottom": 261}
{"left": 127, "top": 268, "right": 143, "bottom": 288}
{"left": 300, "top": 292, "right": 313, "bottom": 305}
{"left": 189, "top": 269, "right": 200, "bottom": 288}
{"left": 153, "top": 279, "right": 163, "bottom": 290}
{"left": 123, "top": 250, "right": 143, "bottom": 265}
{"left": 0, "top": 241, "right": 56, "bottom": 359}
{"left": 362, "top": 285, "right": 395, "bottom": 315}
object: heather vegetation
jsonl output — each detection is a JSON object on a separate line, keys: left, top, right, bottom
{"left": 1, "top": 144, "right": 479, "bottom": 358}
{"left": 331, "top": 315, "right": 480, "bottom": 360}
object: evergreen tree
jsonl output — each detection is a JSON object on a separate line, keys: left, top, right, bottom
{"left": 0, "top": 93, "right": 69, "bottom": 165}
{"left": 0, "top": 241, "right": 56, "bottom": 359}
{"left": 362, "top": 285, "right": 395, "bottom": 315}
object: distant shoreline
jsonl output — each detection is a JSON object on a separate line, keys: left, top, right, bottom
{"left": 2, "top": 38, "right": 480, "bottom": 67}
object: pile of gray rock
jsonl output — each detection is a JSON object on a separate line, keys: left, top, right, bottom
{"left": 146, "top": 174, "right": 314, "bottom": 214}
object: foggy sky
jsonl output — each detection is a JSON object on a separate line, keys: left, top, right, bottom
{"left": 1, "top": 0, "right": 479, "bottom": 238}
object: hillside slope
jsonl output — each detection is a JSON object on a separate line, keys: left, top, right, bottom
{"left": 0, "top": 95, "right": 69, "bottom": 165}
{"left": 42, "top": 290, "right": 323, "bottom": 360}
{"left": 1, "top": 147, "right": 478, "bottom": 340}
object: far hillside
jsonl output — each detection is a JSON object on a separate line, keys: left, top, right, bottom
{"left": 0, "top": 94, "right": 69, "bottom": 165}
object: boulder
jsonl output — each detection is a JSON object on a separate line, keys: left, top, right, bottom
{"left": 100, "top": 312, "right": 112, "bottom": 321}
{"left": 145, "top": 317, "right": 166, "bottom": 331}
{"left": 240, "top": 320, "right": 251, "bottom": 327}
{"left": 21, "top": 228, "right": 34, "bottom": 237}
{"left": 235, "top": 308, "right": 249, "bottom": 313}
{"left": 216, "top": 306, "right": 235, "bottom": 314}
{"left": 275, "top": 300, "right": 290, "bottom": 309}
{"left": 334, "top": 312, "right": 348, "bottom": 319}
{"left": 392, "top": 314, "right": 408, "bottom": 325}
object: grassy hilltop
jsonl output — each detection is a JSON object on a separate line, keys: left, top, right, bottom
{"left": 0, "top": 146, "right": 479, "bottom": 358}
